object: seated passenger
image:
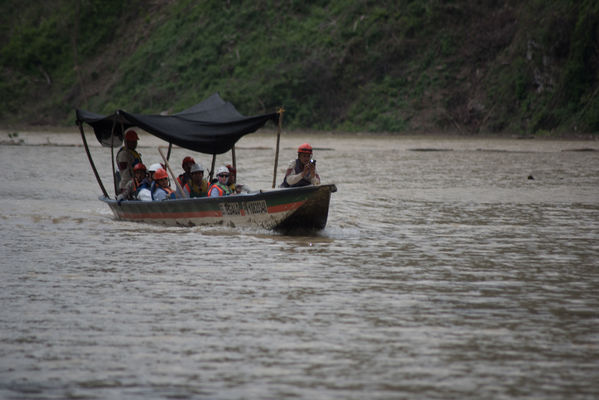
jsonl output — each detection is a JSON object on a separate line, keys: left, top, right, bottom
{"left": 226, "top": 164, "right": 250, "bottom": 194}
{"left": 117, "top": 163, "right": 148, "bottom": 201}
{"left": 183, "top": 163, "right": 209, "bottom": 198}
{"left": 207, "top": 165, "right": 233, "bottom": 197}
{"left": 152, "top": 168, "right": 176, "bottom": 201}
{"left": 138, "top": 163, "right": 163, "bottom": 202}
{"left": 177, "top": 156, "right": 195, "bottom": 187}
{"left": 281, "top": 142, "right": 320, "bottom": 187}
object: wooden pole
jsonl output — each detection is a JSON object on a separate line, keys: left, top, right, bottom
{"left": 209, "top": 154, "right": 216, "bottom": 182}
{"left": 117, "top": 117, "right": 129, "bottom": 197}
{"left": 272, "top": 107, "right": 284, "bottom": 188}
{"left": 158, "top": 146, "right": 188, "bottom": 198}
{"left": 78, "top": 122, "right": 109, "bottom": 198}
{"left": 158, "top": 147, "right": 187, "bottom": 199}
{"left": 231, "top": 145, "right": 236, "bottom": 171}
{"left": 110, "top": 115, "right": 119, "bottom": 197}
{"left": 166, "top": 142, "right": 172, "bottom": 161}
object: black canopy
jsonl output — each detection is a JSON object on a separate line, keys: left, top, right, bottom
{"left": 75, "top": 93, "right": 279, "bottom": 154}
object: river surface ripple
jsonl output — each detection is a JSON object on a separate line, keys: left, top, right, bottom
{"left": 1, "top": 133, "right": 598, "bottom": 399}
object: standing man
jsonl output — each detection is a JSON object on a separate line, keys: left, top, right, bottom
{"left": 281, "top": 142, "right": 320, "bottom": 187}
{"left": 116, "top": 129, "right": 142, "bottom": 193}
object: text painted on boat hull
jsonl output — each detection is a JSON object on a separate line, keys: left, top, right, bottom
{"left": 219, "top": 200, "right": 268, "bottom": 216}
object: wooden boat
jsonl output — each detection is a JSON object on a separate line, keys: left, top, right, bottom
{"left": 99, "top": 184, "right": 336, "bottom": 230}
{"left": 76, "top": 93, "right": 336, "bottom": 231}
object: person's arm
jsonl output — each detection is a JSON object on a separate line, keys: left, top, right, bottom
{"left": 310, "top": 170, "right": 320, "bottom": 185}
{"left": 153, "top": 190, "right": 166, "bottom": 201}
{"left": 116, "top": 150, "right": 128, "bottom": 172}
{"left": 119, "top": 180, "right": 135, "bottom": 200}
{"left": 236, "top": 183, "right": 250, "bottom": 193}
{"left": 138, "top": 188, "right": 152, "bottom": 201}
{"left": 285, "top": 169, "right": 302, "bottom": 185}
{"left": 288, "top": 162, "right": 319, "bottom": 185}
{"left": 284, "top": 160, "right": 307, "bottom": 185}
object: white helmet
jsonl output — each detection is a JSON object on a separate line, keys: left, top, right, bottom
{"left": 215, "top": 165, "right": 229, "bottom": 176}
{"left": 148, "top": 163, "right": 162, "bottom": 172}
{"left": 190, "top": 163, "right": 204, "bottom": 173}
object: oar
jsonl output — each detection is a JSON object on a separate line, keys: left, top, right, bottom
{"left": 158, "top": 146, "right": 188, "bottom": 199}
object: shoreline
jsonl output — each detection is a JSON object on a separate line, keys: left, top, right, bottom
{"left": 1, "top": 126, "right": 598, "bottom": 145}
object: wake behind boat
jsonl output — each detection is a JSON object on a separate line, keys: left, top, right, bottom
{"left": 76, "top": 93, "right": 336, "bottom": 232}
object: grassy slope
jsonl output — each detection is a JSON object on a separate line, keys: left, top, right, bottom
{"left": 1, "top": 0, "right": 598, "bottom": 135}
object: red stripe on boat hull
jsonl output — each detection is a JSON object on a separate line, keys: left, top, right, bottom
{"left": 116, "top": 200, "right": 305, "bottom": 221}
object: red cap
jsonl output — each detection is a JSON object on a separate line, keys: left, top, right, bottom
{"left": 182, "top": 156, "right": 195, "bottom": 168}
{"left": 125, "top": 130, "right": 139, "bottom": 141}
{"left": 226, "top": 164, "right": 237, "bottom": 175}
{"left": 154, "top": 168, "right": 168, "bottom": 180}
{"left": 298, "top": 143, "right": 313, "bottom": 154}
{"left": 133, "top": 163, "right": 147, "bottom": 171}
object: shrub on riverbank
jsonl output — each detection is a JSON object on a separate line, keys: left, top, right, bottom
{"left": 1, "top": 0, "right": 597, "bottom": 135}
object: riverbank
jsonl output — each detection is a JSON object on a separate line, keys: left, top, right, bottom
{"left": 1, "top": 126, "right": 598, "bottom": 149}
{"left": 4, "top": 2, "right": 599, "bottom": 136}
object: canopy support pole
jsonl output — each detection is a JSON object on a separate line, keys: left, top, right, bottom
{"left": 78, "top": 121, "right": 109, "bottom": 198}
{"left": 209, "top": 154, "right": 216, "bottom": 182}
{"left": 166, "top": 142, "right": 172, "bottom": 161}
{"left": 111, "top": 115, "right": 119, "bottom": 198}
{"left": 272, "top": 107, "right": 285, "bottom": 188}
{"left": 231, "top": 145, "right": 236, "bottom": 171}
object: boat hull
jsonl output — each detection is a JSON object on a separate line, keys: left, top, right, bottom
{"left": 100, "top": 184, "right": 336, "bottom": 231}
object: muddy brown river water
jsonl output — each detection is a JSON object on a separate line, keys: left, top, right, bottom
{"left": 1, "top": 131, "right": 598, "bottom": 399}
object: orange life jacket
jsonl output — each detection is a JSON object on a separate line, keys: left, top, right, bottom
{"left": 208, "top": 182, "right": 232, "bottom": 197}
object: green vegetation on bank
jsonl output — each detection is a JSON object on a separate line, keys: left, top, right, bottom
{"left": 1, "top": 0, "right": 598, "bottom": 135}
